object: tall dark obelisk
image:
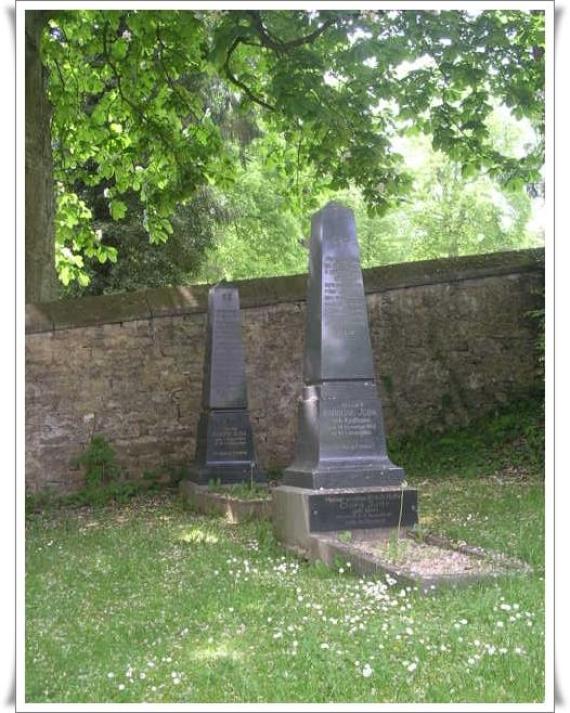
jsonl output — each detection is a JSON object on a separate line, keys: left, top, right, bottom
{"left": 284, "top": 202, "right": 405, "bottom": 490}
{"left": 188, "top": 285, "right": 264, "bottom": 485}
{"left": 274, "top": 203, "right": 417, "bottom": 539}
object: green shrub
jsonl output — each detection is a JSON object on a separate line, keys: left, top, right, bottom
{"left": 164, "top": 464, "right": 187, "bottom": 486}
{"left": 75, "top": 435, "right": 121, "bottom": 488}
{"left": 528, "top": 285, "right": 545, "bottom": 381}
{"left": 72, "top": 435, "right": 150, "bottom": 506}
{"left": 25, "top": 488, "right": 59, "bottom": 516}
{"left": 26, "top": 438, "right": 171, "bottom": 513}
{"left": 389, "top": 396, "right": 544, "bottom": 479}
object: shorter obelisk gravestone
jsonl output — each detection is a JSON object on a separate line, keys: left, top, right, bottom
{"left": 187, "top": 285, "right": 264, "bottom": 485}
{"left": 273, "top": 203, "right": 417, "bottom": 552}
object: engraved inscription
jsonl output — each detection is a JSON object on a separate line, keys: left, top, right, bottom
{"left": 324, "top": 400, "right": 377, "bottom": 453}
{"left": 220, "top": 290, "right": 236, "bottom": 305}
{"left": 210, "top": 309, "right": 246, "bottom": 406}
{"left": 319, "top": 383, "right": 381, "bottom": 456}
{"left": 309, "top": 490, "right": 418, "bottom": 531}
{"left": 211, "top": 424, "right": 249, "bottom": 460}
{"left": 333, "top": 491, "right": 400, "bottom": 516}
{"left": 323, "top": 256, "right": 368, "bottom": 339}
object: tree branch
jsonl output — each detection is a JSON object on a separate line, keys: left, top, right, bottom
{"left": 221, "top": 12, "right": 337, "bottom": 112}
{"left": 223, "top": 36, "right": 275, "bottom": 111}
{"left": 101, "top": 22, "right": 175, "bottom": 154}
{"left": 52, "top": 56, "right": 66, "bottom": 92}
{"left": 155, "top": 26, "right": 199, "bottom": 123}
{"left": 102, "top": 21, "right": 140, "bottom": 118}
{"left": 246, "top": 11, "right": 337, "bottom": 52}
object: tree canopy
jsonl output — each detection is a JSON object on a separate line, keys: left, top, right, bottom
{"left": 31, "top": 8, "right": 545, "bottom": 293}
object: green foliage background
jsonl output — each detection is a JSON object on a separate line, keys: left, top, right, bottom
{"left": 39, "top": 9, "right": 545, "bottom": 294}
{"left": 200, "top": 126, "right": 541, "bottom": 284}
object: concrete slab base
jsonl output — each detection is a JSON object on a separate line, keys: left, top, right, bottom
{"left": 180, "top": 480, "right": 271, "bottom": 524}
{"left": 272, "top": 485, "right": 531, "bottom": 592}
{"left": 272, "top": 484, "right": 417, "bottom": 543}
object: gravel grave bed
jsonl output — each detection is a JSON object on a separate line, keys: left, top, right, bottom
{"left": 358, "top": 538, "right": 500, "bottom": 577}
{"left": 341, "top": 531, "right": 532, "bottom": 580}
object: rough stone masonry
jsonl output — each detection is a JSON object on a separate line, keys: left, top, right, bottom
{"left": 25, "top": 249, "right": 544, "bottom": 493}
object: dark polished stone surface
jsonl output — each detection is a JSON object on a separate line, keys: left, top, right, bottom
{"left": 308, "top": 488, "right": 418, "bottom": 532}
{"left": 284, "top": 202, "right": 405, "bottom": 490}
{"left": 202, "top": 287, "right": 248, "bottom": 410}
{"left": 189, "top": 285, "right": 264, "bottom": 484}
{"left": 284, "top": 381, "right": 404, "bottom": 488}
{"left": 194, "top": 410, "right": 254, "bottom": 464}
{"left": 304, "top": 203, "right": 375, "bottom": 382}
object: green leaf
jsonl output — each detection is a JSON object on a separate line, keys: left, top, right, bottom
{"left": 111, "top": 38, "right": 129, "bottom": 60}
{"left": 60, "top": 266, "right": 71, "bottom": 286}
{"left": 461, "top": 163, "right": 479, "bottom": 179}
{"left": 109, "top": 200, "right": 127, "bottom": 221}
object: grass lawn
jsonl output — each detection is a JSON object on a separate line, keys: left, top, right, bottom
{"left": 25, "top": 398, "right": 545, "bottom": 704}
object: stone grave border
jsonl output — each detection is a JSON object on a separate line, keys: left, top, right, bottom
{"left": 279, "top": 526, "right": 532, "bottom": 594}
{"left": 180, "top": 480, "right": 272, "bottom": 524}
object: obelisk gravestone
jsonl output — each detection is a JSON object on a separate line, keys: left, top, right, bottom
{"left": 188, "top": 285, "right": 264, "bottom": 485}
{"left": 273, "top": 203, "right": 417, "bottom": 546}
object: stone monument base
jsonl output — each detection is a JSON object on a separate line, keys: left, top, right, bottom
{"left": 281, "top": 381, "right": 406, "bottom": 490}
{"left": 272, "top": 484, "right": 418, "bottom": 553}
{"left": 272, "top": 485, "right": 530, "bottom": 591}
{"left": 188, "top": 409, "right": 265, "bottom": 485}
{"left": 180, "top": 480, "right": 271, "bottom": 523}
{"left": 283, "top": 461, "right": 405, "bottom": 490}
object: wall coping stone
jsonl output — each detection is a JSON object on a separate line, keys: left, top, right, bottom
{"left": 25, "top": 248, "right": 544, "bottom": 334}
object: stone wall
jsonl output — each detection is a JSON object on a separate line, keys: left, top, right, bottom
{"left": 25, "top": 249, "right": 544, "bottom": 493}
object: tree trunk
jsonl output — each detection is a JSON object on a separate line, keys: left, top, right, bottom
{"left": 25, "top": 11, "right": 58, "bottom": 303}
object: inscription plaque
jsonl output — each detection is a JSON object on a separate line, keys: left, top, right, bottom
{"left": 284, "top": 202, "right": 406, "bottom": 490}
{"left": 309, "top": 489, "right": 418, "bottom": 532}
{"left": 188, "top": 286, "right": 264, "bottom": 485}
